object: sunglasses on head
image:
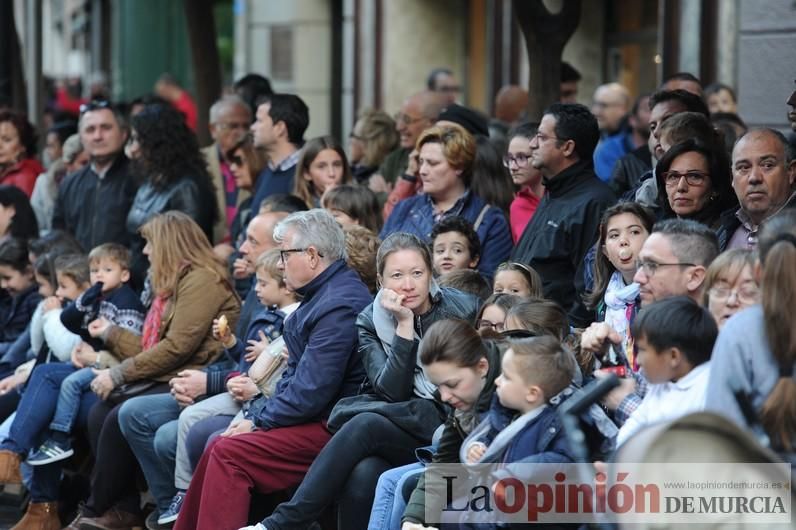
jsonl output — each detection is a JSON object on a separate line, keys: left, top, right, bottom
{"left": 79, "top": 100, "right": 111, "bottom": 115}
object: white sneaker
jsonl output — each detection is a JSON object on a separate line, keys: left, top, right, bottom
{"left": 238, "top": 524, "right": 266, "bottom": 530}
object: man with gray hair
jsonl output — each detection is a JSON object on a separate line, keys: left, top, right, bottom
{"left": 202, "top": 95, "right": 253, "bottom": 244}
{"left": 174, "top": 209, "right": 372, "bottom": 530}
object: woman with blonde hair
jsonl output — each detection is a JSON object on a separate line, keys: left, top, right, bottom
{"left": 380, "top": 124, "right": 512, "bottom": 277}
{"left": 293, "top": 136, "right": 353, "bottom": 208}
{"left": 348, "top": 109, "right": 399, "bottom": 184}
{"left": 0, "top": 211, "right": 241, "bottom": 529}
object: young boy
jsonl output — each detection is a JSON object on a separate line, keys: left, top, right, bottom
{"left": 430, "top": 216, "right": 480, "bottom": 276}
{"left": 616, "top": 296, "right": 717, "bottom": 447}
{"left": 463, "top": 335, "right": 577, "bottom": 466}
{"left": 157, "top": 248, "right": 300, "bottom": 525}
{"left": 28, "top": 245, "right": 146, "bottom": 465}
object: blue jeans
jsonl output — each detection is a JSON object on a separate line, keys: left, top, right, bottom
{"left": 118, "top": 394, "right": 181, "bottom": 514}
{"left": 49, "top": 366, "right": 88, "bottom": 433}
{"left": 368, "top": 462, "right": 423, "bottom": 530}
{"left": 1, "top": 362, "right": 96, "bottom": 502}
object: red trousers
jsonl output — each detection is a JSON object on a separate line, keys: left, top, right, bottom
{"left": 173, "top": 421, "right": 332, "bottom": 530}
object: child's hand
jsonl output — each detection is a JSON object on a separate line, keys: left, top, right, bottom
{"left": 42, "top": 296, "right": 62, "bottom": 313}
{"left": 244, "top": 330, "right": 271, "bottom": 362}
{"left": 212, "top": 316, "right": 235, "bottom": 347}
{"left": 71, "top": 342, "right": 98, "bottom": 368}
{"left": 227, "top": 375, "right": 259, "bottom": 402}
{"left": 466, "top": 442, "right": 487, "bottom": 463}
{"left": 87, "top": 317, "right": 111, "bottom": 338}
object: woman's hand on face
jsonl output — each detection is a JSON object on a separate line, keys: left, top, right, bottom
{"left": 406, "top": 149, "right": 420, "bottom": 177}
{"left": 90, "top": 369, "right": 115, "bottom": 400}
{"left": 87, "top": 317, "right": 111, "bottom": 338}
{"left": 381, "top": 288, "right": 414, "bottom": 320}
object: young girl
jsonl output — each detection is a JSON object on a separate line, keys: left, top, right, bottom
{"left": 584, "top": 202, "right": 655, "bottom": 369}
{"left": 294, "top": 136, "right": 353, "bottom": 208}
{"left": 506, "top": 123, "right": 545, "bottom": 243}
{"left": 321, "top": 184, "right": 383, "bottom": 234}
{"left": 503, "top": 298, "right": 570, "bottom": 341}
{"left": 475, "top": 292, "right": 523, "bottom": 336}
{"left": 0, "top": 238, "right": 41, "bottom": 360}
{"left": 493, "top": 261, "right": 542, "bottom": 297}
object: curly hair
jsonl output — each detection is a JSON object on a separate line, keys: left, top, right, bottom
{"left": 131, "top": 103, "right": 212, "bottom": 189}
{"left": 344, "top": 225, "right": 380, "bottom": 294}
{"left": 0, "top": 110, "right": 38, "bottom": 159}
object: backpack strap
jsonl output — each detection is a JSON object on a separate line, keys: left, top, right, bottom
{"left": 473, "top": 204, "right": 490, "bottom": 231}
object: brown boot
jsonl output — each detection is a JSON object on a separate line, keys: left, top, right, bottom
{"left": 0, "top": 449, "right": 22, "bottom": 484}
{"left": 78, "top": 507, "right": 144, "bottom": 530}
{"left": 10, "top": 501, "right": 61, "bottom": 530}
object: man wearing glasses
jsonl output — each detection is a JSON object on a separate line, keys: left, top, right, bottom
{"left": 375, "top": 91, "right": 443, "bottom": 215}
{"left": 582, "top": 218, "right": 719, "bottom": 424}
{"left": 52, "top": 101, "right": 137, "bottom": 253}
{"left": 203, "top": 95, "right": 252, "bottom": 245}
{"left": 512, "top": 103, "right": 615, "bottom": 328}
{"left": 426, "top": 67, "right": 461, "bottom": 106}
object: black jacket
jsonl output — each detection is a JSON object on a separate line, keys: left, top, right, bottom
{"left": 716, "top": 193, "right": 796, "bottom": 251}
{"left": 512, "top": 160, "right": 616, "bottom": 328}
{"left": 126, "top": 175, "right": 215, "bottom": 283}
{"left": 52, "top": 155, "right": 138, "bottom": 251}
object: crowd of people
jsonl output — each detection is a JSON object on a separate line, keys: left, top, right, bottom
{"left": 0, "top": 66, "right": 793, "bottom": 530}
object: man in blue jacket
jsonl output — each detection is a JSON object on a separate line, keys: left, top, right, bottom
{"left": 174, "top": 209, "right": 373, "bottom": 530}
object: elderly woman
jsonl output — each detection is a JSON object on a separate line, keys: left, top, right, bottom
{"left": 379, "top": 124, "right": 512, "bottom": 277}
{"left": 655, "top": 138, "right": 737, "bottom": 229}
{"left": 0, "top": 110, "right": 43, "bottom": 197}
{"left": 0, "top": 212, "right": 239, "bottom": 529}
{"left": 174, "top": 209, "right": 372, "bottom": 530}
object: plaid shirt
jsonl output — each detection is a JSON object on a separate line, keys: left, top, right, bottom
{"left": 614, "top": 370, "right": 649, "bottom": 425}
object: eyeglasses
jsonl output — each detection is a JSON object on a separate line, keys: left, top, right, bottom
{"left": 349, "top": 132, "right": 363, "bottom": 141}
{"left": 228, "top": 155, "right": 244, "bottom": 167}
{"left": 476, "top": 320, "right": 504, "bottom": 332}
{"left": 393, "top": 113, "right": 426, "bottom": 126}
{"left": 279, "top": 248, "right": 324, "bottom": 263}
{"left": 215, "top": 122, "right": 250, "bottom": 132}
{"left": 502, "top": 153, "right": 531, "bottom": 168}
{"left": 436, "top": 85, "right": 461, "bottom": 94}
{"left": 79, "top": 100, "right": 111, "bottom": 115}
{"left": 635, "top": 260, "right": 696, "bottom": 277}
{"left": 533, "top": 132, "right": 563, "bottom": 144}
{"left": 708, "top": 285, "right": 759, "bottom": 304}
{"left": 662, "top": 170, "right": 709, "bottom": 187}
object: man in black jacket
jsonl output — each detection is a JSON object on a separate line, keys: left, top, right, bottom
{"left": 512, "top": 103, "right": 616, "bottom": 327}
{"left": 52, "top": 102, "right": 137, "bottom": 251}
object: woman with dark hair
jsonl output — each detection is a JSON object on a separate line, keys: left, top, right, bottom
{"left": 380, "top": 124, "right": 512, "bottom": 277}
{"left": 213, "top": 133, "right": 267, "bottom": 262}
{"left": 0, "top": 110, "right": 42, "bottom": 197}
{"left": 655, "top": 138, "right": 737, "bottom": 229}
{"left": 470, "top": 135, "right": 515, "bottom": 214}
{"left": 293, "top": 136, "right": 353, "bottom": 208}
{"left": 125, "top": 103, "right": 219, "bottom": 281}
{"left": 0, "top": 184, "right": 39, "bottom": 241}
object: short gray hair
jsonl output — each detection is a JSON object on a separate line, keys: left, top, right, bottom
{"left": 209, "top": 95, "right": 251, "bottom": 124}
{"left": 273, "top": 209, "right": 346, "bottom": 263}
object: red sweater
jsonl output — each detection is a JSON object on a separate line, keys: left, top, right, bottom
{"left": 509, "top": 186, "right": 541, "bottom": 243}
{"left": 174, "top": 91, "right": 198, "bottom": 131}
{"left": 0, "top": 158, "right": 43, "bottom": 197}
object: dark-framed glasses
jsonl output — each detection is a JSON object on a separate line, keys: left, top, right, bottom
{"left": 662, "top": 170, "right": 709, "bottom": 187}
{"left": 279, "top": 248, "right": 324, "bottom": 263}
{"left": 502, "top": 153, "right": 531, "bottom": 168}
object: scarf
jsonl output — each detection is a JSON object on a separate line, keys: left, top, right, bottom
{"left": 372, "top": 283, "right": 439, "bottom": 399}
{"left": 603, "top": 271, "right": 639, "bottom": 369}
{"left": 141, "top": 295, "right": 168, "bottom": 351}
